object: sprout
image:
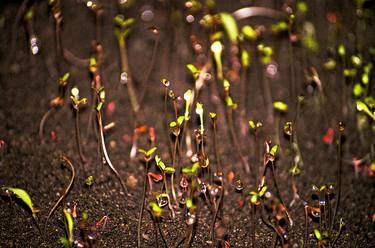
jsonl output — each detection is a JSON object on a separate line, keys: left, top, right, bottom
{"left": 2, "top": 187, "right": 39, "bottom": 222}
{"left": 356, "top": 100, "right": 375, "bottom": 121}
{"left": 242, "top": 25, "right": 257, "bottom": 41}
{"left": 196, "top": 102, "right": 204, "bottom": 134}
{"left": 273, "top": 101, "right": 288, "bottom": 112}
{"left": 184, "top": 89, "right": 194, "bottom": 119}
{"left": 85, "top": 175, "right": 94, "bottom": 187}
{"left": 149, "top": 202, "right": 163, "bottom": 217}
{"left": 217, "top": 13, "right": 239, "bottom": 44}
{"left": 338, "top": 44, "right": 346, "bottom": 57}
{"left": 241, "top": 49, "right": 250, "bottom": 68}
{"left": 138, "top": 147, "right": 157, "bottom": 162}
{"left": 59, "top": 209, "right": 74, "bottom": 247}
{"left": 314, "top": 229, "right": 322, "bottom": 241}
{"left": 211, "top": 41, "right": 223, "bottom": 80}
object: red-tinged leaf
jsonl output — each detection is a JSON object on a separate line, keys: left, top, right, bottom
{"left": 135, "top": 125, "right": 148, "bottom": 135}
{"left": 51, "top": 131, "right": 57, "bottom": 141}
{"left": 148, "top": 172, "right": 163, "bottom": 182}
{"left": 106, "top": 101, "right": 116, "bottom": 115}
{"left": 323, "top": 128, "right": 334, "bottom": 144}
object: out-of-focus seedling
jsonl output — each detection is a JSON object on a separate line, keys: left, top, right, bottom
{"left": 114, "top": 15, "right": 139, "bottom": 115}
{"left": 39, "top": 72, "right": 70, "bottom": 144}
{"left": 211, "top": 41, "right": 224, "bottom": 80}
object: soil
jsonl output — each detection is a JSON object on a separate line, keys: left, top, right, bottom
{"left": 0, "top": 0, "right": 375, "bottom": 247}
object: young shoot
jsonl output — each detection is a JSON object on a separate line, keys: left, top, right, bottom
{"left": 2, "top": 187, "right": 41, "bottom": 234}
{"left": 58, "top": 209, "right": 74, "bottom": 247}
{"left": 210, "top": 41, "right": 224, "bottom": 80}
{"left": 155, "top": 155, "right": 175, "bottom": 218}
{"left": 137, "top": 147, "right": 157, "bottom": 248}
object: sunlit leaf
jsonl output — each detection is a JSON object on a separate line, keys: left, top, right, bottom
{"left": 273, "top": 101, "right": 288, "bottom": 112}
{"left": 3, "top": 187, "right": 35, "bottom": 215}
{"left": 218, "top": 13, "right": 239, "bottom": 44}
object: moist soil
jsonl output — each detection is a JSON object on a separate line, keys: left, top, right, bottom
{"left": 0, "top": 0, "right": 375, "bottom": 247}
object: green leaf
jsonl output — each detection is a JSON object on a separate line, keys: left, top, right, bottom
{"left": 209, "top": 112, "right": 217, "bottom": 119}
{"left": 155, "top": 155, "right": 166, "bottom": 171}
{"left": 186, "top": 198, "right": 196, "bottom": 209}
{"left": 323, "top": 58, "right": 336, "bottom": 71}
{"left": 356, "top": 100, "right": 375, "bottom": 121}
{"left": 241, "top": 49, "right": 250, "bottom": 68}
{"left": 248, "top": 120, "right": 256, "bottom": 129}
{"left": 250, "top": 193, "right": 258, "bottom": 204}
{"left": 259, "top": 185, "right": 268, "bottom": 197}
{"left": 63, "top": 209, "right": 74, "bottom": 244}
{"left": 177, "top": 116, "right": 185, "bottom": 126}
{"left": 146, "top": 147, "right": 157, "bottom": 156}
{"left": 273, "top": 101, "right": 288, "bottom": 112}
{"left": 338, "top": 44, "right": 346, "bottom": 57}
{"left": 242, "top": 25, "right": 257, "bottom": 41}
{"left": 138, "top": 149, "right": 147, "bottom": 155}
{"left": 85, "top": 175, "right": 94, "bottom": 186}
{"left": 289, "top": 165, "right": 301, "bottom": 175}
{"left": 164, "top": 167, "right": 175, "bottom": 173}
{"left": 314, "top": 229, "right": 322, "bottom": 241}
{"left": 353, "top": 83, "right": 363, "bottom": 97}
{"left": 351, "top": 55, "right": 362, "bottom": 67}
{"left": 149, "top": 202, "right": 162, "bottom": 217}
{"left": 3, "top": 187, "right": 35, "bottom": 214}
{"left": 24, "top": 8, "right": 33, "bottom": 21}
{"left": 269, "top": 145, "right": 278, "bottom": 157}
{"left": 60, "top": 73, "right": 70, "bottom": 83}
{"left": 297, "top": 1, "right": 308, "bottom": 13}
{"left": 58, "top": 236, "right": 70, "bottom": 247}
{"left": 169, "top": 121, "right": 177, "bottom": 128}
{"left": 182, "top": 167, "right": 192, "bottom": 174}
{"left": 218, "top": 13, "right": 239, "bottom": 44}
{"left": 186, "top": 64, "right": 200, "bottom": 79}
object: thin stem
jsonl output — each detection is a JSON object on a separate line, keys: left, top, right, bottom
{"left": 45, "top": 155, "right": 75, "bottom": 229}
{"left": 97, "top": 111, "right": 129, "bottom": 196}
{"left": 118, "top": 37, "right": 140, "bottom": 116}
{"left": 331, "top": 126, "right": 343, "bottom": 230}
{"left": 75, "top": 108, "right": 87, "bottom": 165}
{"left": 138, "top": 160, "right": 149, "bottom": 248}
{"left": 39, "top": 108, "right": 55, "bottom": 144}
{"left": 271, "top": 161, "right": 293, "bottom": 226}
{"left": 171, "top": 135, "right": 179, "bottom": 206}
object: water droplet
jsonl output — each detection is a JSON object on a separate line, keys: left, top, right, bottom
{"left": 120, "top": 72, "right": 128, "bottom": 85}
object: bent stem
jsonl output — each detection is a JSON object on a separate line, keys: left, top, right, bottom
{"left": 45, "top": 155, "right": 75, "bottom": 230}
{"left": 97, "top": 111, "right": 128, "bottom": 196}
{"left": 39, "top": 108, "right": 56, "bottom": 144}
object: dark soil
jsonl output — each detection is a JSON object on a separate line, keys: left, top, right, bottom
{"left": 1, "top": 0, "right": 375, "bottom": 247}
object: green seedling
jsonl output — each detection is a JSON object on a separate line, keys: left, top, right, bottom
{"left": 2, "top": 187, "right": 41, "bottom": 234}
{"left": 249, "top": 185, "right": 268, "bottom": 248}
{"left": 356, "top": 100, "right": 375, "bottom": 121}
{"left": 70, "top": 87, "right": 88, "bottom": 165}
{"left": 155, "top": 155, "right": 175, "bottom": 218}
{"left": 85, "top": 175, "right": 94, "bottom": 188}
{"left": 217, "top": 13, "right": 239, "bottom": 44}
{"left": 211, "top": 41, "right": 224, "bottom": 80}
{"left": 183, "top": 198, "right": 198, "bottom": 248}
{"left": 137, "top": 147, "right": 157, "bottom": 248}
{"left": 58, "top": 208, "right": 74, "bottom": 247}
{"left": 45, "top": 155, "right": 76, "bottom": 230}
{"left": 114, "top": 15, "right": 139, "bottom": 115}
{"left": 96, "top": 87, "right": 128, "bottom": 196}
{"left": 149, "top": 201, "right": 168, "bottom": 248}
{"left": 242, "top": 25, "right": 257, "bottom": 41}
{"left": 39, "top": 72, "right": 70, "bottom": 144}
{"left": 210, "top": 112, "right": 222, "bottom": 176}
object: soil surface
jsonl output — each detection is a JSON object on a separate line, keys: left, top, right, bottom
{"left": 1, "top": 0, "right": 375, "bottom": 247}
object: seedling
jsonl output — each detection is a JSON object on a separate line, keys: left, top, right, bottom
{"left": 217, "top": 13, "right": 239, "bottom": 44}
{"left": 249, "top": 185, "right": 268, "bottom": 248}
{"left": 49, "top": 0, "right": 63, "bottom": 71}
{"left": 137, "top": 146, "right": 157, "bottom": 248}
{"left": 148, "top": 201, "right": 168, "bottom": 248}
{"left": 39, "top": 72, "right": 70, "bottom": 144}
{"left": 114, "top": 15, "right": 139, "bottom": 115}
{"left": 70, "top": 87, "right": 88, "bottom": 165}
{"left": 96, "top": 87, "right": 129, "bottom": 196}
{"left": 45, "top": 155, "right": 76, "bottom": 230}
{"left": 211, "top": 41, "right": 224, "bottom": 80}
{"left": 1, "top": 187, "right": 41, "bottom": 235}
{"left": 58, "top": 208, "right": 74, "bottom": 247}
{"left": 155, "top": 155, "right": 175, "bottom": 218}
